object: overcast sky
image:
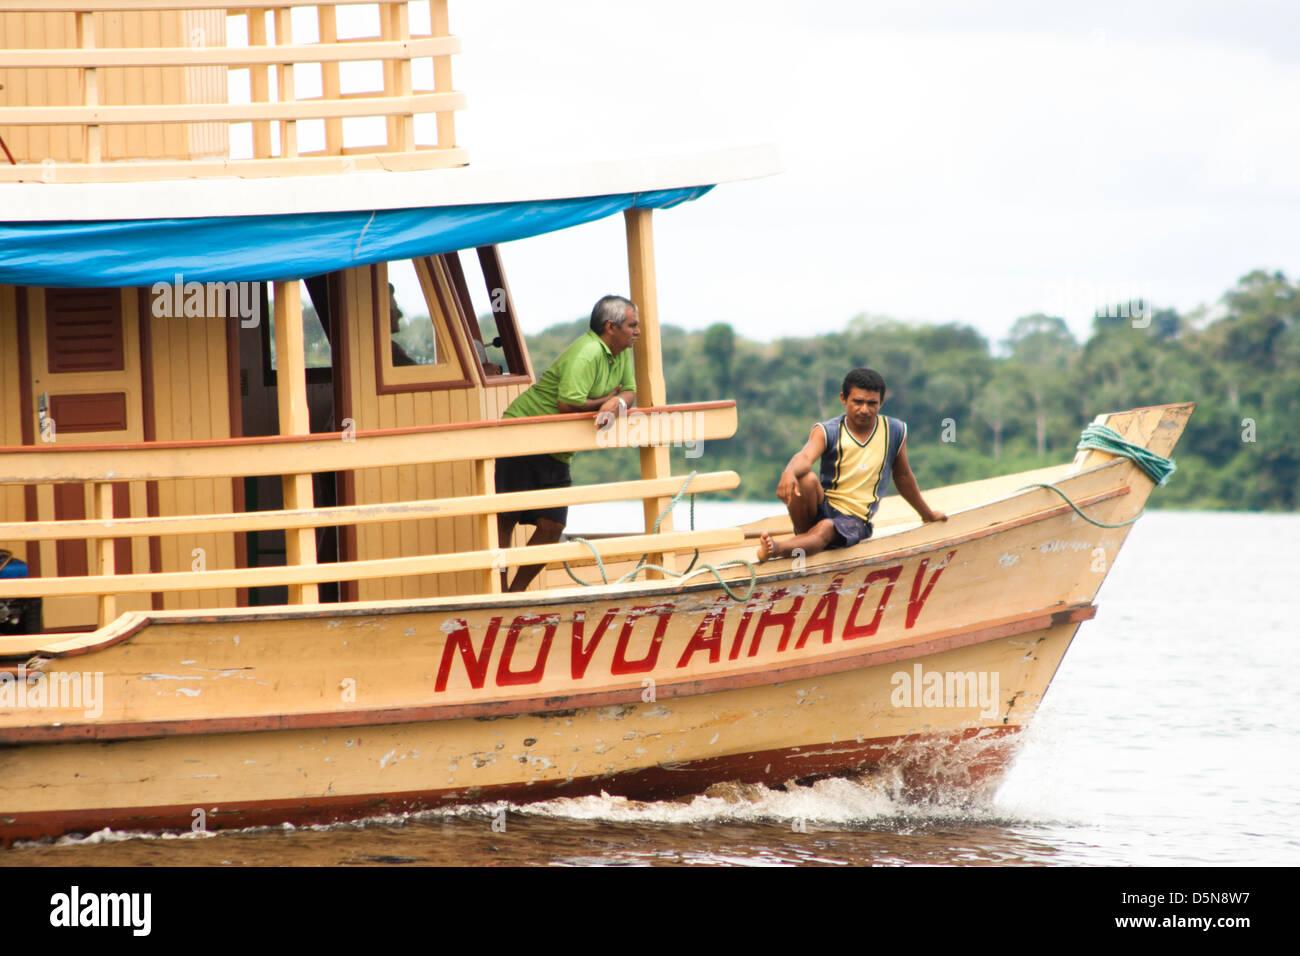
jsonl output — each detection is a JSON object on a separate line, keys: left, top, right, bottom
{"left": 443, "top": 1, "right": 1300, "bottom": 345}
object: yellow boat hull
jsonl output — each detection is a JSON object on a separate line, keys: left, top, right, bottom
{"left": 0, "top": 403, "right": 1191, "bottom": 842}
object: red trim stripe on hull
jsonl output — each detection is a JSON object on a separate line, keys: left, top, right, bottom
{"left": 0, "top": 726, "right": 1020, "bottom": 845}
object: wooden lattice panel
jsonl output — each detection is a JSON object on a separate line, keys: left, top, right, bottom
{"left": 0, "top": 1, "right": 465, "bottom": 181}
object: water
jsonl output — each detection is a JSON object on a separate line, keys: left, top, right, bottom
{"left": 2, "top": 509, "right": 1297, "bottom": 866}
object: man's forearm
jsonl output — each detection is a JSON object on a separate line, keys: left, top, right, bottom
{"left": 559, "top": 388, "right": 633, "bottom": 413}
{"left": 783, "top": 453, "right": 813, "bottom": 480}
{"left": 895, "top": 470, "right": 938, "bottom": 520}
{"left": 599, "top": 388, "right": 635, "bottom": 413}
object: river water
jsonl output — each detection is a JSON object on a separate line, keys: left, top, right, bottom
{"left": 2, "top": 508, "right": 1296, "bottom": 867}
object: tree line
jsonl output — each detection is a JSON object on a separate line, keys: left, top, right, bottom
{"left": 522, "top": 270, "right": 1300, "bottom": 512}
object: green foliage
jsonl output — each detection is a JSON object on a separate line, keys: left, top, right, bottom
{"left": 528, "top": 270, "right": 1299, "bottom": 511}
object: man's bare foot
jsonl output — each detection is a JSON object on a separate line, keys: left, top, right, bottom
{"left": 757, "top": 531, "right": 779, "bottom": 562}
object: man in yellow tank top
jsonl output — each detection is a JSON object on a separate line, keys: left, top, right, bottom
{"left": 758, "top": 368, "right": 946, "bottom": 561}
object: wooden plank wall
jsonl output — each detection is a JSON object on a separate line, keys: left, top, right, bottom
{"left": 341, "top": 265, "right": 528, "bottom": 600}
{"left": 177, "top": 9, "right": 228, "bottom": 159}
{"left": 145, "top": 307, "right": 236, "bottom": 610}
{"left": 0, "top": 11, "right": 76, "bottom": 162}
{"left": 0, "top": 9, "right": 228, "bottom": 163}
{"left": 0, "top": 288, "right": 26, "bottom": 550}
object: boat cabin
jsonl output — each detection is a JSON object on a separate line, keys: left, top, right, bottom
{"left": 0, "top": 2, "right": 770, "bottom": 634}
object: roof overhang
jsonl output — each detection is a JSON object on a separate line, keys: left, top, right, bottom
{"left": 0, "top": 143, "right": 781, "bottom": 222}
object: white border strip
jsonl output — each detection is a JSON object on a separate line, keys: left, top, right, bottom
{"left": 0, "top": 143, "right": 781, "bottom": 222}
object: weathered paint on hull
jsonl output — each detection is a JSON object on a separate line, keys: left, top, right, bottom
{"left": 0, "top": 621, "right": 1076, "bottom": 842}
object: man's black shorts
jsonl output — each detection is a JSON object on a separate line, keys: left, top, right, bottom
{"left": 816, "top": 496, "right": 872, "bottom": 549}
{"left": 494, "top": 453, "right": 572, "bottom": 526}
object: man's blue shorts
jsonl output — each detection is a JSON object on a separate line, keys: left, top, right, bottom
{"left": 816, "top": 497, "right": 872, "bottom": 549}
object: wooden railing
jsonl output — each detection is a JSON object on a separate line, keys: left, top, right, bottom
{"left": 0, "top": 402, "right": 738, "bottom": 483}
{"left": 0, "top": 403, "right": 742, "bottom": 625}
{"left": 0, "top": 1, "right": 464, "bottom": 182}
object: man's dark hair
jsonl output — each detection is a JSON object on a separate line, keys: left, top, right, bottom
{"left": 841, "top": 367, "right": 886, "bottom": 400}
{"left": 590, "top": 295, "right": 636, "bottom": 335}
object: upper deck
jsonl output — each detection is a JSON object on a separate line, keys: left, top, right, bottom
{"left": 0, "top": 1, "right": 464, "bottom": 183}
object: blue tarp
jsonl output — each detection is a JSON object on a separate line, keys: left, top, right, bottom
{"left": 0, "top": 185, "right": 712, "bottom": 288}
{"left": 0, "top": 556, "right": 28, "bottom": 579}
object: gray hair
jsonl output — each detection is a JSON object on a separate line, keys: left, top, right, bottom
{"left": 590, "top": 295, "right": 637, "bottom": 334}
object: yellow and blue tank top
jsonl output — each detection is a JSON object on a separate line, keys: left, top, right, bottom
{"left": 816, "top": 414, "right": 906, "bottom": 522}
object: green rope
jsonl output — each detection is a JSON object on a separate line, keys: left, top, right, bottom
{"left": 1016, "top": 482, "right": 1145, "bottom": 528}
{"left": 643, "top": 557, "right": 758, "bottom": 602}
{"left": 1077, "top": 423, "right": 1177, "bottom": 485}
{"left": 561, "top": 472, "right": 757, "bottom": 602}
{"left": 1016, "top": 422, "right": 1178, "bottom": 529}
{"left": 563, "top": 536, "right": 611, "bottom": 586}
{"left": 620, "top": 470, "right": 699, "bottom": 581}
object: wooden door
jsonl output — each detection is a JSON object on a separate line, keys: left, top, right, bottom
{"left": 22, "top": 287, "right": 149, "bottom": 630}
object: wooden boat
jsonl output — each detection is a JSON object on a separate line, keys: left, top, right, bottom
{"left": 0, "top": 3, "right": 1191, "bottom": 843}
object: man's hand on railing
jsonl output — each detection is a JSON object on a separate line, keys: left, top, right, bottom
{"left": 595, "top": 396, "right": 624, "bottom": 431}
{"left": 595, "top": 389, "right": 635, "bottom": 431}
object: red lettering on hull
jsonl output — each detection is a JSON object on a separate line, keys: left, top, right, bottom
{"left": 843, "top": 566, "right": 902, "bottom": 640}
{"left": 677, "top": 598, "right": 729, "bottom": 668}
{"left": 435, "top": 617, "right": 499, "bottom": 692}
{"left": 611, "top": 604, "right": 675, "bottom": 675}
{"left": 906, "top": 550, "right": 956, "bottom": 628}
{"left": 496, "top": 614, "right": 558, "bottom": 686}
{"left": 570, "top": 609, "right": 619, "bottom": 680}
{"left": 431, "top": 548, "right": 960, "bottom": 694}
{"left": 728, "top": 600, "right": 759, "bottom": 661}
{"left": 794, "top": 576, "right": 844, "bottom": 650}
{"left": 750, "top": 587, "right": 803, "bottom": 656}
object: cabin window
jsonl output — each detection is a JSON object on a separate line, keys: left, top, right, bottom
{"left": 441, "top": 245, "right": 531, "bottom": 384}
{"left": 262, "top": 280, "right": 333, "bottom": 379}
{"left": 373, "top": 259, "right": 473, "bottom": 393}
{"left": 386, "top": 259, "right": 442, "bottom": 367}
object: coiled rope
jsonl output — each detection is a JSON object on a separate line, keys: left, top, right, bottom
{"left": 1017, "top": 422, "right": 1177, "bottom": 529}
{"left": 562, "top": 471, "right": 758, "bottom": 601}
{"left": 1077, "top": 423, "right": 1178, "bottom": 486}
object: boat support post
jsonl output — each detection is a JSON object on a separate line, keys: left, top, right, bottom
{"left": 625, "top": 207, "right": 675, "bottom": 576}
{"left": 274, "top": 279, "right": 319, "bottom": 604}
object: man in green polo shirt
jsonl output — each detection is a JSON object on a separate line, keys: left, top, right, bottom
{"left": 495, "top": 294, "right": 639, "bottom": 591}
